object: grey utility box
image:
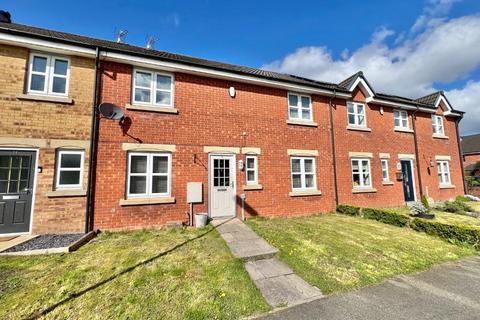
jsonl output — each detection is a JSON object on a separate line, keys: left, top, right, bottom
{"left": 187, "top": 182, "right": 203, "bottom": 203}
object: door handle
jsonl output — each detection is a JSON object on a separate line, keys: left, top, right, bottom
{"left": 22, "top": 187, "right": 32, "bottom": 194}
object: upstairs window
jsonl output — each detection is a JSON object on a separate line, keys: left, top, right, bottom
{"left": 351, "top": 158, "right": 372, "bottom": 188}
{"left": 288, "top": 93, "right": 312, "bottom": 121}
{"left": 133, "top": 69, "right": 174, "bottom": 107}
{"left": 394, "top": 110, "right": 409, "bottom": 129}
{"left": 432, "top": 115, "right": 445, "bottom": 135}
{"left": 437, "top": 160, "right": 451, "bottom": 185}
{"left": 291, "top": 157, "right": 316, "bottom": 191}
{"left": 28, "top": 53, "right": 70, "bottom": 96}
{"left": 56, "top": 150, "right": 84, "bottom": 189}
{"left": 245, "top": 155, "right": 258, "bottom": 185}
{"left": 347, "top": 102, "right": 366, "bottom": 127}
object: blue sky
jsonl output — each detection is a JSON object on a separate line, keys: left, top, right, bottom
{"left": 4, "top": 0, "right": 480, "bottom": 134}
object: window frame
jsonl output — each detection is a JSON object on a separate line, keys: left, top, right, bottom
{"left": 288, "top": 93, "right": 313, "bottom": 122}
{"left": 393, "top": 109, "right": 409, "bottom": 129}
{"left": 55, "top": 150, "right": 84, "bottom": 190}
{"left": 245, "top": 155, "right": 258, "bottom": 186}
{"left": 132, "top": 68, "right": 174, "bottom": 108}
{"left": 126, "top": 152, "right": 172, "bottom": 199}
{"left": 432, "top": 115, "right": 445, "bottom": 135}
{"left": 290, "top": 156, "right": 317, "bottom": 191}
{"left": 27, "top": 52, "right": 70, "bottom": 96}
{"left": 347, "top": 102, "right": 367, "bottom": 127}
{"left": 437, "top": 160, "right": 451, "bottom": 186}
{"left": 351, "top": 158, "right": 372, "bottom": 189}
{"left": 381, "top": 159, "right": 390, "bottom": 182}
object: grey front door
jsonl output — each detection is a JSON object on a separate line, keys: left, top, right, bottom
{"left": 0, "top": 150, "right": 36, "bottom": 234}
{"left": 401, "top": 160, "right": 415, "bottom": 202}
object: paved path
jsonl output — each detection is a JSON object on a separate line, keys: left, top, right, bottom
{"left": 213, "top": 218, "right": 322, "bottom": 306}
{"left": 259, "top": 256, "right": 480, "bottom": 320}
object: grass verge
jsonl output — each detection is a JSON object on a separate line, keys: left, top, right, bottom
{"left": 247, "top": 214, "right": 476, "bottom": 295}
{"left": 0, "top": 226, "right": 270, "bottom": 320}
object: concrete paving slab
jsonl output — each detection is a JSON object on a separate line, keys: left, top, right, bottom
{"left": 246, "top": 258, "right": 293, "bottom": 279}
{"left": 0, "top": 235, "right": 38, "bottom": 253}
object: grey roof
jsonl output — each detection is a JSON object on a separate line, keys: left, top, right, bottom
{"left": 338, "top": 71, "right": 363, "bottom": 89}
{"left": 0, "top": 22, "right": 347, "bottom": 93}
{"left": 462, "top": 134, "right": 480, "bottom": 154}
{"left": 416, "top": 91, "right": 441, "bottom": 105}
{"left": 375, "top": 93, "right": 432, "bottom": 108}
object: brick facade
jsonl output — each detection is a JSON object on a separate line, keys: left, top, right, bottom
{"left": 0, "top": 44, "right": 95, "bottom": 234}
{"left": 92, "top": 61, "right": 464, "bottom": 230}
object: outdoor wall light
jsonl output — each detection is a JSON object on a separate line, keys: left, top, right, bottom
{"left": 229, "top": 86, "right": 236, "bottom": 98}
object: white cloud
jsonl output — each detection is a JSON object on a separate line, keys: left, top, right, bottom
{"left": 262, "top": 3, "right": 480, "bottom": 134}
{"left": 411, "top": 0, "right": 461, "bottom": 33}
{"left": 446, "top": 81, "right": 480, "bottom": 134}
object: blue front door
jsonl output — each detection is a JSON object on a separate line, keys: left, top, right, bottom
{"left": 401, "top": 160, "right": 415, "bottom": 202}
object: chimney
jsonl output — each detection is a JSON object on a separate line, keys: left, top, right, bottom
{"left": 0, "top": 11, "right": 11, "bottom": 23}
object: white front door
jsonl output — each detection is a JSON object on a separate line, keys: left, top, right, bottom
{"left": 209, "top": 154, "right": 236, "bottom": 218}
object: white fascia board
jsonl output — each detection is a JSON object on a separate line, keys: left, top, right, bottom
{"left": 349, "top": 77, "right": 375, "bottom": 98}
{"left": 101, "top": 51, "right": 351, "bottom": 98}
{"left": 0, "top": 33, "right": 97, "bottom": 57}
{"left": 435, "top": 95, "right": 453, "bottom": 112}
{"left": 368, "top": 98, "right": 435, "bottom": 113}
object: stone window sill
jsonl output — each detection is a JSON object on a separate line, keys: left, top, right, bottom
{"left": 243, "top": 184, "right": 263, "bottom": 191}
{"left": 119, "top": 196, "right": 176, "bottom": 206}
{"left": 432, "top": 134, "right": 449, "bottom": 140}
{"left": 17, "top": 93, "right": 73, "bottom": 104}
{"left": 289, "top": 190, "right": 322, "bottom": 197}
{"left": 394, "top": 127, "right": 414, "bottom": 133}
{"left": 439, "top": 184, "right": 455, "bottom": 189}
{"left": 46, "top": 189, "right": 87, "bottom": 198}
{"left": 286, "top": 120, "right": 318, "bottom": 127}
{"left": 347, "top": 126, "right": 372, "bottom": 132}
{"left": 382, "top": 181, "right": 394, "bottom": 186}
{"left": 352, "top": 188, "right": 377, "bottom": 194}
{"left": 126, "top": 104, "right": 178, "bottom": 114}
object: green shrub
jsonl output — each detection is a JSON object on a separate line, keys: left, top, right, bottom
{"left": 410, "top": 218, "right": 480, "bottom": 249}
{"left": 362, "top": 208, "right": 410, "bottom": 227}
{"left": 337, "top": 204, "right": 361, "bottom": 216}
{"left": 421, "top": 195, "right": 431, "bottom": 212}
{"left": 410, "top": 202, "right": 430, "bottom": 216}
{"left": 442, "top": 200, "right": 473, "bottom": 215}
{"left": 455, "top": 195, "right": 470, "bottom": 203}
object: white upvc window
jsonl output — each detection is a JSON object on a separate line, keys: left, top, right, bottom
{"left": 432, "top": 115, "right": 445, "bottom": 135}
{"left": 394, "top": 110, "right": 409, "bottom": 129}
{"left": 347, "top": 102, "right": 366, "bottom": 127}
{"left": 381, "top": 159, "right": 389, "bottom": 182}
{"left": 27, "top": 52, "right": 70, "bottom": 96}
{"left": 437, "top": 160, "right": 451, "bottom": 185}
{"left": 245, "top": 155, "right": 258, "bottom": 185}
{"left": 291, "top": 157, "right": 317, "bottom": 191}
{"left": 351, "top": 158, "right": 372, "bottom": 188}
{"left": 55, "top": 150, "right": 84, "bottom": 189}
{"left": 127, "top": 153, "right": 172, "bottom": 198}
{"left": 132, "top": 69, "right": 174, "bottom": 107}
{"left": 288, "top": 93, "right": 312, "bottom": 121}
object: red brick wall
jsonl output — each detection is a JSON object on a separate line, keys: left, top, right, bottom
{"left": 464, "top": 154, "right": 480, "bottom": 168}
{"left": 93, "top": 61, "right": 336, "bottom": 230}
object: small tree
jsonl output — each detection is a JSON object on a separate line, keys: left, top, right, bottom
{"left": 420, "top": 195, "right": 431, "bottom": 212}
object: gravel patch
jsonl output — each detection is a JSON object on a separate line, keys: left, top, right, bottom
{"left": 4, "top": 234, "right": 83, "bottom": 252}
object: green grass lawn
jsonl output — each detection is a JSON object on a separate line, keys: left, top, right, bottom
{"left": 469, "top": 202, "right": 480, "bottom": 212}
{"left": 247, "top": 214, "right": 477, "bottom": 295}
{"left": 0, "top": 226, "right": 270, "bottom": 320}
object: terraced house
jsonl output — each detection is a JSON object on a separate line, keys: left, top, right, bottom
{"left": 0, "top": 19, "right": 466, "bottom": 234}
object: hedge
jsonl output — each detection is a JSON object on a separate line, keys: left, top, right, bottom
{"left": 362, "top": 208, "right": 410, "bottom": 227}
{"left": 410, "top": 218, "right": 480, "bottom": 249}
{"left": 337, "top": 204, "right": 361, "bottom": 216}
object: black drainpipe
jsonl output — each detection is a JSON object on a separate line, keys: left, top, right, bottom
{"left": 329, "top": 90, "right": 339, "bottom": 207}
{"left": 455, "top": 115, "right": 467, "bottom": 194}
{"left": 85, "top": 47, "right": 101, "bottom": 233}
{"left": 412, "top": 106, "right": 424, "bottom": 197}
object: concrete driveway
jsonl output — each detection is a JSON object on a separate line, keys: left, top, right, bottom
{"left": 259, "top": 256, "right": 480, "bottom": 320}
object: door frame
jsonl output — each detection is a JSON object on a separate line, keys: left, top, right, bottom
{"left": 400, "top": 158, "right": 417, "bottom": 202}
{"left": 208, "top": 153, "right": 237, "bottom": 219}
{"left": 0, "top": 147, "right": 39, "bottom": 236}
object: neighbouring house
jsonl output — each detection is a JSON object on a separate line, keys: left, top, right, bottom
{"left": 462, "top": 133, "right": 480, "bottom": 177}
{"left": 0, "top": 19, "right": 97, "bottom": 235}
{"left": 0, "top": 18, "right": 467, "bottom": 234}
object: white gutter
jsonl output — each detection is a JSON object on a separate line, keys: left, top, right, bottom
{"left": 100, "top": 51, "right": 352, "bottom": 98}
{"left": 0, "top": 32, "right": 97, "bottom": 57}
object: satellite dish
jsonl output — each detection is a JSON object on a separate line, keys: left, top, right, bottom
{"left": 98, "top": 103, "right": 124, "bottom": 120}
